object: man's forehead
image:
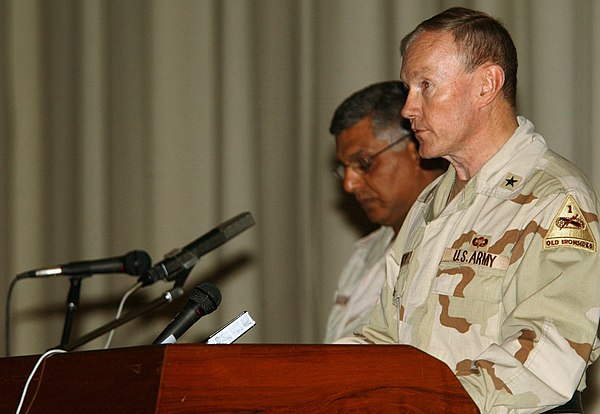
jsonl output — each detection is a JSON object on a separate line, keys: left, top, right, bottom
{"left": 400, "top": 64, "right": 435, "bottom": 81}
{"left": 400, "top": 31, "right": 458, "bottom": 78}
{"left": 336, "top": 118, "right": 374, "bottom": 147}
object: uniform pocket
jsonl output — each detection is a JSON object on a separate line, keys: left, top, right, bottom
{"left": 430, "top": 263, "right": 506, "bottom": 338}
{"left": 432, "top": 262, "right": 506, "bottom": 303}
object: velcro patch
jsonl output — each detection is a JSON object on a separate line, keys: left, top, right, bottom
{"left": 543, "top": 195, "right": 596, "bottom": 252}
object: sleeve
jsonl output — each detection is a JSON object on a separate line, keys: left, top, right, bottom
{"left": 457, "top": 191, "right": 600, "bottom": 413}
{"left": 357, "top": 250, "right": 403, "bottom": 344}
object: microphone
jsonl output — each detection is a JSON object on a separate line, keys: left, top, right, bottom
{"left": 152, "top": 282, "right": 222, "bottom": 345}
{"left": 16, "top": 250, "right": 152, "bottom": 279}
{"left": 138, "top": 212, "right": 255, "bottom": 286}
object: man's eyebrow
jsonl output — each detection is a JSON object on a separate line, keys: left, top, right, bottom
{"left": 401, "top": 64, "right": 434, "bottom": 80}
{"left": 342, "top": 149, "right": 367, "bottom": 162}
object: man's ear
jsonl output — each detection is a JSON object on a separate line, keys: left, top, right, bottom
{"left": 478, "top": 63, "right": 505, "bottom": 107}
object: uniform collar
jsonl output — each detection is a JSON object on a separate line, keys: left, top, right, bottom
{"left": 421, "top": 117, "right": 548, "bottom": 222}
{"left": 354, "top": 226, "right": 395, "bottom": 266}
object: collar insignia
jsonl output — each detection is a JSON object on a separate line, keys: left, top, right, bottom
{"left": 500, "top": 172, "right": 522, "bottom": 190}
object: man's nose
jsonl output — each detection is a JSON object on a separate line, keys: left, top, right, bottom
{"left": 401, "top": 91, "right": 418, "bottom": 120}
{"left": 343, "top": 168, "right": 363, "bottom": 193}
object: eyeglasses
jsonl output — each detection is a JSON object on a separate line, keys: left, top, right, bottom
{"left": 332, "top": 133, "right": 411, "bottom": 180}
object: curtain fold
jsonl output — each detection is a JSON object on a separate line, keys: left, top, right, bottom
{"left": 1, "top": 0, "right": 599, "bottom": 407}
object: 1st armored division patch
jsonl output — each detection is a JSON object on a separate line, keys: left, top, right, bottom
{"left": 543, "top": 195, "right": 596, "bottom": 252}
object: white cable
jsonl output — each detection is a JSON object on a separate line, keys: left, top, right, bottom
{"left": 103, "top": 281, "right": 142, "bottom": 349}
{"left": 16, "top": 282, "right": 143, "bottom": 411}
{"left": 15, "top": 348, "right": 67, "bottom": 414}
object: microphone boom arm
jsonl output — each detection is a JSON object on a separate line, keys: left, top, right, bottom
{"left": 55, "top": 286, "right": 184, "bottom": 352}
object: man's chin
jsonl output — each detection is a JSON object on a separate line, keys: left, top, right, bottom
{"left": 418, "top": 146, "right": 439, "bottom": 160}
{"left": 416, "top": 139, "right": 442, "bottom": 159}
{"left": 364, "top": 211, "right": 386, "bottom": 226}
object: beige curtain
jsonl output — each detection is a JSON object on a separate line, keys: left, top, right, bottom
{"left": 2, "top": 0, "right": 600, "bottom": 408}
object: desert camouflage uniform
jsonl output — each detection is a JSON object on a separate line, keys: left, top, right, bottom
{"left": 324, "top": 226, "right": 394, "bottom": 343}
{"left": 357, "top": 117, "right": 600, "bottom": 413}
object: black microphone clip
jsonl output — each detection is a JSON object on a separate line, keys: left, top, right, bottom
{"left": 138, "top": 212, "right": 255, "bottom": 287}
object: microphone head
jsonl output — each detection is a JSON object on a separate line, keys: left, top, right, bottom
{"left": 123, "top": 250, "right": 152, "bottom": 276}
{"left": 191, "top": 283, "right": 222, "bottom": 314}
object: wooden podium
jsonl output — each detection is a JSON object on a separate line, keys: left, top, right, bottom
{"left": 0, "top": 344, "right": 478, "bottom": 413}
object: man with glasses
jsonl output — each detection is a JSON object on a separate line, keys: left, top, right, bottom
{"left": 324, "top": 81, "right": 447, "bottom": 342}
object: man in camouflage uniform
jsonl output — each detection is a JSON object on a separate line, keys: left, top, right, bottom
{"left": 339, "top": 7, "right": 600, "bottom": 414}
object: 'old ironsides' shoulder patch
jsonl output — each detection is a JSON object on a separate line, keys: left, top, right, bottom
{"left": 543, "top": 195, "right": 596, "bottom": 252}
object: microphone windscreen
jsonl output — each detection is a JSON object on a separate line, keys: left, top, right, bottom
{"left": 123, "top": 250, "right": 152, "bottom": 275}
{"left": 192, "top": 283, "right": 222, "bottom": 314}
